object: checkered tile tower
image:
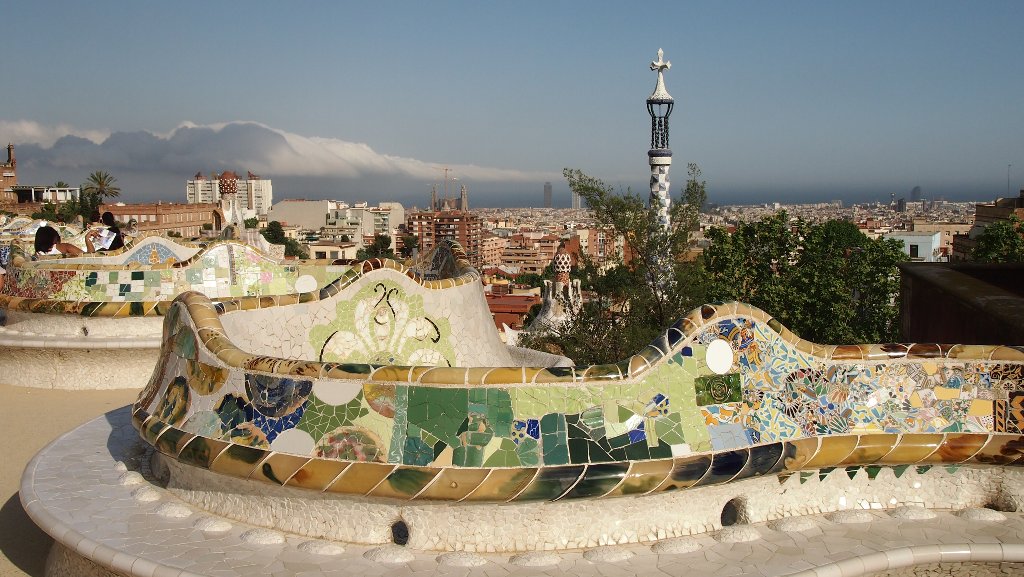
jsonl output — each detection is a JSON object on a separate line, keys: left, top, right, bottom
{"left": 647, "top": 48, "right": 674, "bottom": 232}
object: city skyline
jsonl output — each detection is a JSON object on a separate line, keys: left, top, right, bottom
{"left": 3, "top": 1, "right": 1022, "bottom": 208}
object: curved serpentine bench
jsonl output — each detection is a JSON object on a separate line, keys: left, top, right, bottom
{"left": 0, "top": 238, "right": 349, "bottom": 388}
{"left": 132, "top": 295, "right": 1024, "bottom": 551}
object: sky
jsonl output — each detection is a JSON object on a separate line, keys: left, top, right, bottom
{"left": 4, "top": 1, "right": 1023, "bottom": 208}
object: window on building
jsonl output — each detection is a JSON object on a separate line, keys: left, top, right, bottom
{"left": 909, "top": 244, "right": 919, "bottom": 258}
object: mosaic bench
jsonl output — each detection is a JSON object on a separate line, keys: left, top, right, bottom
{"left": 0, "top": 239, "right": 349, "bottom": 389}
{"left": 1, "top": 218, "right": 85, "bottom": 252}
{"left": 134, "top": 297, "right": 1024, "bottom": 552}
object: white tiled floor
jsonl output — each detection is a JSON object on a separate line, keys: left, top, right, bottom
{"left": 21, "top": 407, "right": 1024, "bottom": 577}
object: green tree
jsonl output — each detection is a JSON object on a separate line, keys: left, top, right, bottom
{"left": 357, "top": 234, "right": 395, "bottom": 260}
{"left": 520, "top": 165, "right": 708, "bottom": 365}
{"left": 704, "top": 214, "right": 905, "bottom": 343}
{"left": 243, "top": 217, "right": 259, "bottom": 229}
{"left": 262, "top": 221, "right": 286, "bottom": 244}
{"left": 284, "top": 239, "right": 309, "bottom": 259}
{"left": 399, "top": 233, "right": 419, "bottom": 258}
{"left": 972, "top": 217, "right": 1024, "bottom": 263}
{"left": 259, "top": 220, "right": 307, "bottom": 258}
{"left": 29, "top": 199, "right": 80, "bottom": 224}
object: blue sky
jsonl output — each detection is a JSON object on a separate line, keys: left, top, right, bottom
{"left": 4, "top": 1, "right": 1022, "bottom": 208}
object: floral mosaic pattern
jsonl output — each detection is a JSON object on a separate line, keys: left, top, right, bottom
{"left": 136, "top": 294, "right": 1024, "bottom": 502}
{"left": 310, "top": 280, "right": 456, "bottom": 366}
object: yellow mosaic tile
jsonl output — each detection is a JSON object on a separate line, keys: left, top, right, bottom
{"left": 878, "top": 434, "right": 944, "bottom": 464}
{"left": 250, "top": 453, "right": 311, "bottom": 485}
{"left": 461, "top": 468, "right": 538, "bottom": 502}
{"left": 368, "top": 466, "right": 441, "bottom": 500}
{"left": 838, "top": 434, "right": 898, "bottom": 465}
{"left": 417, "top": 468, "right": 490, "bottom": 501}
{"left": 327, "top": 462, "right": 396, "bottom": 495}
{"left": 286, "top": 459, "right": 351, "bottom": 491}
{"left": 801, "top": 435, "right": 859, "bottom": 469}
{"left": 921, "top": 433, "right": 988, "bottom": 463}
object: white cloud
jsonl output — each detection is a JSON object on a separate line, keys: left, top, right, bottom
{"left": 0, "top": 120, "right": 109, "bottom": 148}
{"left": 3, "top": 119, "right": 555, "bottom": 184}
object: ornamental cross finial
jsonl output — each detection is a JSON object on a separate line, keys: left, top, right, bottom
{"left": 651, "top": 48, "right": 671, "bottom": 74}
{"left": 648, "top": 48, "right": 673, "bottom": 101}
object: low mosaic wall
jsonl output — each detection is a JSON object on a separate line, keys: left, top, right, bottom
{"left": 0, "top": 219, "right": 84, "bottom": 251}
{"left": 0, "top": 240, "right": 347, "bottom": 314}
{"left": 54, "top": 234, "right": 202, "bottom": 265}
{"left": 135, "top": 296, "right": 1024, "bottom": 510}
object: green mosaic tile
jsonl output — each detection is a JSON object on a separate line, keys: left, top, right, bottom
{"left": 516, "top": 437, "right": 541, "bottom": 466}
{"left": 513, "top": 465, "right": 584, "bottom": 502}
{"left": 818, "top": 467, "right": 835, "bottom": 481}
{"left": 294, "top": 393, "right": 365, "bottom": 443}
{"left": 406, "top": 387, "right": 467, "bottom": 447}
{"left": 483, "top": 439, "right": 521, "bottom": 467}
{"left": 891, "top": 464, "right": 910, "bottom": 478}
{"left": 695, "top": 373, "right": 742, "bottom": 406}
{"left": 384, "top": 468, "right": 435, "bottom": 497}
{"left": 540, "top": 412, "right": 569, "bottom": 465}
{"left": 453, "top": 444, "right": 484, "bottom": 467}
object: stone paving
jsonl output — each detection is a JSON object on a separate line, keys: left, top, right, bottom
{"left": 21, "top": 406, "right": 1024, "bottom": 577}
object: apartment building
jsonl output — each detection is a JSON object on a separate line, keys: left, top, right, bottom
{"left": 186, "top": 171, "right": 272, "bottom": 218}
{"left": 268, "top": 200, "right": 405, "bottom": 248}
{"left": 499, "top": 232, "right": 561, "bottom": 275}
{"left": 406, "top": 210, "right": 483, "bottom": 267}
{"left": 480, "top": 233, "right": 509, "bottom": 267}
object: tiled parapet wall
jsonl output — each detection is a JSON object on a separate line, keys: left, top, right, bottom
{"left": 0, "top": 219, "right": 84, "bottom": 249}
{"left": 134, "top": 297, "right": 1024, "bottom": 503}
{"left": 54, "top": 233, "right": 203, "bottom": 265}
{"left": 0, "top": 240, "right": 351, "bottom": 315}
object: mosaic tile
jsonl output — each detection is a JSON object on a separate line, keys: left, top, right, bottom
{"left": 134, "top": 281, "right": 1024, "bottom": 504}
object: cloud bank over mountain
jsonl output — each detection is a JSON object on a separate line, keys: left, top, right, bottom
{"left": 2, "top": 120, "right": 562, "bottom": 207}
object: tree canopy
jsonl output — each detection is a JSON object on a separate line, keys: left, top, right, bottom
{"left": 521, "top": 167, "right": 907, "bottom": 365}
{"left": 399, "top": 233, "right": 419, "bottom": 258}
{"left": 703, "top": 213, "right": 906, "bottom": 344}
{"left": 520, "top": 165, "right": 708, "bottom": 365}
{"left": 357, "top": 234, "right": 395, "bottom": 260}
{"left": 260, "top": 220, "right": 308, "bottom": 258}
{"left": 971, "top": 217, "right": 1024, "bottom": 263}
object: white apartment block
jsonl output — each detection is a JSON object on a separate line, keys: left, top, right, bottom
{"left": 267, "top": 199, "right": 405, "bottom": 248}
{"left": 186, "top": 171, "right": 272, "bottom": 218}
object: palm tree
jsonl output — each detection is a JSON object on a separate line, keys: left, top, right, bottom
{"left": 81, "top": 171, "right": 121, "bottom": 203}
{"left": 80, "top": 171, "right": 120, "bottom": 218}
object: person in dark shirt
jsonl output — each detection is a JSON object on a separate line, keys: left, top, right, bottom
{"left": 88, "top": 212, "right": 125, "bottom": 251}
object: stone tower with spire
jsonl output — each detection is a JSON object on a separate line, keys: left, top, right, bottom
{"left": 1, "top": 144, "right": 16, "bottom": 204}
{"left": 647, "top": 49, "right": 674, "bottom": 232}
